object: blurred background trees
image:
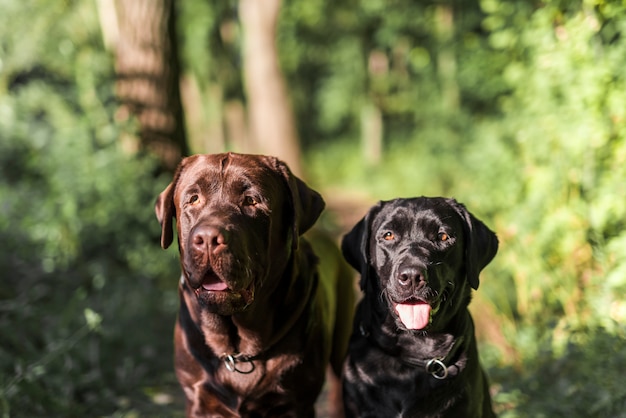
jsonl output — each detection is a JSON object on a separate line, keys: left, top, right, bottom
{"left": 1, "top": 0, "right": 625, "bottom": 417}
{"left": 103, "top": 0, "right": 189, "bottom": 171}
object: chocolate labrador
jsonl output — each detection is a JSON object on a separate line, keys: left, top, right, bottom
{"left": 155, "top": 153, "right": 355, "bottom": 417}
{"left": 341, "top": 197, "right": 498, "bottom": 417}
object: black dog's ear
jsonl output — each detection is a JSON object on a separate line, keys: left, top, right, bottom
{"left": 341, "top": 202, "right": 383, "bottom": 290}
{"left": 271, "top": 157, "right": 325, "bottom": 249}
{"left": 448, "top": 199, "right": 499, "bottom": 290}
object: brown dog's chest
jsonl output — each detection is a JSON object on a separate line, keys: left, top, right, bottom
{"left": 175, "top": 285, "right": 328, "bottom": 416}
{"left": 176, "top": 329, "right": 325, "bottom": 416}
{"left": 214, "top": 353, "right": 301, "bottom": 394}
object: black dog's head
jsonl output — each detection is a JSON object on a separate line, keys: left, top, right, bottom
{"left": 155, "top": 153, "right": 325, "bottom": 315}
{"left": 342, "top": 197, "right": 498, "bottom": 332}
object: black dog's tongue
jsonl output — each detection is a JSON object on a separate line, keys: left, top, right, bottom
{"left": 395, "top": 301, "right": 431, "bottom": 330}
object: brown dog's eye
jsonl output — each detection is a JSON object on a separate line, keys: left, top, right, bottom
{"left": 243, "top": 196, "right": 258, "bottom": 206}
{"left": 189, "top": 195, "right": 200, "bottom": 205}
{"left": 383, "top": 232, "right": 395, "bottom": 241}
{"left": 438, "top": 232, "right": 449, "bottom": 242}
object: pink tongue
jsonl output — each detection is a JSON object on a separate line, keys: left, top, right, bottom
{"left": 395, "top": 302, "right": 431, "bottom": 330}
{"left": 202, "top": 281, "right": 228, "bottom": 291}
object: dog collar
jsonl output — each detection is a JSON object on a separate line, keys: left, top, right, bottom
{"left": 400, "top": 336, "right": 465, "bottom": 380}
{"left": 359, "top": 321, "right": 466, "bottom": 380}
{"left": 219, "top": 353, "right": 259, "bottom": 374}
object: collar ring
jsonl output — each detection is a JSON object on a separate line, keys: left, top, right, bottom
{"left": 426, "top": 358, "right": 448, "bottom": 380}
{"left": 221, "top": 353, "right": 256, "bottom": 374}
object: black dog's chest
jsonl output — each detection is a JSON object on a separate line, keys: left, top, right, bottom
{"left": 345, "top": 333, "right": 468, "bottom": 417}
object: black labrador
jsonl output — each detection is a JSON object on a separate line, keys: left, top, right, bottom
{"left": 341, "top": 197, "right": 498, "bottom": 418}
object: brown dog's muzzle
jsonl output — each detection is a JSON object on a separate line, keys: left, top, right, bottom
{"left": 182, "top": 221, "right": 256, "bottom": 314}
{"left": 191, "top": 224, "right": 230, "bottom": 257}
{"left": 186, "top": 223, "right": 230, "bottom": 290}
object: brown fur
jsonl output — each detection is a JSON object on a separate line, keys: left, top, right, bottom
{"left": 155, "top": 153, "right": 354, "bottom": 417}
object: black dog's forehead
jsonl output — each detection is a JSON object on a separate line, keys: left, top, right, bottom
{"left": 374, "top": 198, "right": 461, "bottom": 233}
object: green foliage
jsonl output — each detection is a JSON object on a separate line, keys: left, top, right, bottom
{"left": 304, "top": 0, "right": 626, "bottom": 414}
{"left": 473, "top": 0, "right": 626, "bottom": 340}
{"left": 0, "top": 1, "right": 182, "bottom": 416}
{"left": 310, "top": 0, "right": 626, "bottom": 335}
{"left": 2, "top": 0, "right": 626, "bottom": 416}
{"left": 493, "top": 327, "right": 626, "bottom": 418}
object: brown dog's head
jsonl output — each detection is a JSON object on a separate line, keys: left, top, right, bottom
{"left": 342, "top": 197, "right": 498, "bottom": 332}
{"left": 155, "top": 153, "right": 325, "bottom": 315}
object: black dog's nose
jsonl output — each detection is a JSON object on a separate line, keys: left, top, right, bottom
{"left": 397, "top": 266, "right": 426, "bottom": 289}
{"left": 191, "top": 225, "right": 229, "bottom": 254}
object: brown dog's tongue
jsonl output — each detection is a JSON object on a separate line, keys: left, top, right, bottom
{"left": 395, "top": 302, "right": 431, "bottom": 330}
{"left": 202, "top": 281, "right": 228, "bottom": 291}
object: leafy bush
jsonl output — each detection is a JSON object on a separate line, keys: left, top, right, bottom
{"left": 493, "top": 327, "right": 626, "bottom": 418}
{"left": 307, "top": 0, "right": 626, "bottom": 414}
{"left": 0, "top": 74, "right": 183, "bottom": 418}
{"left": 2, "top": 0, "right": 626, "bottom": 416}
{"left": 0, "top": 1, "right": 182, "bottom": 416}
{"left": 0, "top": 89, "right": 183, "bottom": 416}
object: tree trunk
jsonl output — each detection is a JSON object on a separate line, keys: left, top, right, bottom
{"left": 180, "top": 75, "right": 226, "bottom": 154}
{"left": 99, "top": 0, "right": 189, "bottom": 172}
{"left": 239, "top": 0, "right": 303, "bottom": 176}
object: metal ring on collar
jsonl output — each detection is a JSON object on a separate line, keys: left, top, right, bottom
{"left": 220, "top": 353, "right": 257, "bottom": 374}
{"left": 426, "top": 358, "right": 448, "bottom": 380}
{"left": 223, "top": 354, "right": 237, "bottom": 372}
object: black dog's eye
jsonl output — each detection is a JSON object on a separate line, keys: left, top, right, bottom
{"left": 383, "top": 231, "right": 395, "bottom": 241}
{"left": 243, "top": 196, "right": 258, "bottom": 206}
{"left": 438, "top": 232, "right": 449, "bottom": 242}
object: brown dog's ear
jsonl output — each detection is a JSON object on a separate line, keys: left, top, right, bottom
{"left": 271, "top": 158, "right": 325, "bottom": 248}
{"left": 448, "top": 199, "right": 499, "bottom": 290}
{"left": 341, "top": 202, "right": 383, "bottom": 290}
{"left": 155, "top": 182, "right": 175, "bottom": 249}
{"left": 290, "top": 174, "right": 325, "bottom": 236}
{"left": 155, "top": 157, "right": 192, "bottom": 249}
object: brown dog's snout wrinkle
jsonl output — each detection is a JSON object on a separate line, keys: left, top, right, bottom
{"left": 191, "top": 224, "right": 229, "bottom": 256}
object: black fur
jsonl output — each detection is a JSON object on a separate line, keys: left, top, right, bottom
{"left": 341, "top": 197, "right": 498, "bottom": 417}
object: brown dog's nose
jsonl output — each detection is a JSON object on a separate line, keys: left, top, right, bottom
{"left": 397, "top": 267, "right": 426, "bottom": 289}
{"left": 191, "top": 225, "right": 228, "bottom": 254}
